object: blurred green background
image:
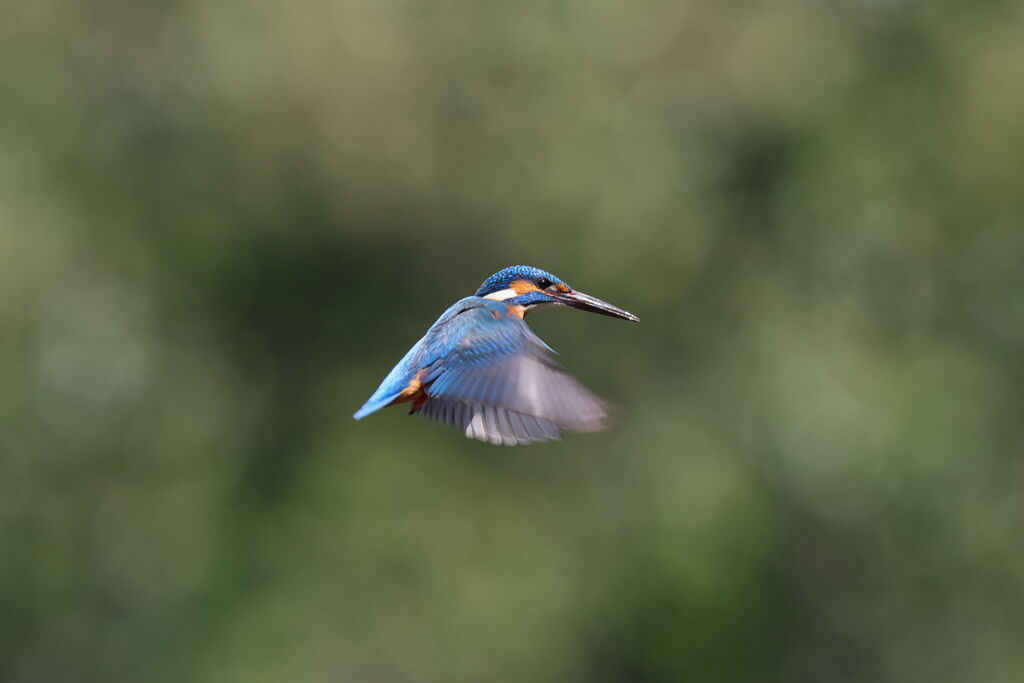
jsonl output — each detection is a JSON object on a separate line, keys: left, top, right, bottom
{"left": 3, "top": 0, "right": 1023, "bottom": 681}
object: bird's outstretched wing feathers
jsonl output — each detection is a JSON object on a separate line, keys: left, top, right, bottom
{"left": 415, "top": 302, "right": 611, "bottom": 445}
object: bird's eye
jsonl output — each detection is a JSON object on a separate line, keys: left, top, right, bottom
{"left": 537, "top": 278, "right": 553, "bottom": 289}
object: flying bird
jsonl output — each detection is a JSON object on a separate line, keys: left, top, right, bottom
{"left": 353, "top": 265, "right": 639, "bottom": 445}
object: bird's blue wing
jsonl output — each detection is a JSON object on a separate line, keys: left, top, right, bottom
{"left": 415, "top": 301, "right": 611, "bottom": 445}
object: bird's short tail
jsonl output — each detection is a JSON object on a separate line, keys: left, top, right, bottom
{"left": 353, "top": 393, "right": 397, "bottom": 420}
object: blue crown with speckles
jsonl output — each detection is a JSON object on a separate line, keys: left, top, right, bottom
{"left": 475, "top": 266, "right": 564, "bottom": 297}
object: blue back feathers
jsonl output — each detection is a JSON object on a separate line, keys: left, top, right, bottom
{"left": 475, "top": 265, "right": 566, "bottom": 297}
{"left": 353, "top": 296, "right": 552, "bottom": 420}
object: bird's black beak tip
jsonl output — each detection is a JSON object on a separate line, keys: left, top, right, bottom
{"left": 559, "top": 290, "right": 640, "bottom": 323}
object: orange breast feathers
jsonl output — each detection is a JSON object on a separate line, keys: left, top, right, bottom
{"left": 388, "top": 368, "right": 429, "bottom": 413}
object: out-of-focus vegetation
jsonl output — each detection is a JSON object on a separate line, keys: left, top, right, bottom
{"left": 3, "top": 0, "right": 1023, "bottom": 681}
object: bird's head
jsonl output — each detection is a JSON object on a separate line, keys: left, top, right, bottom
{"left": 475, "top": 265, "right": 640, "bottom": 321}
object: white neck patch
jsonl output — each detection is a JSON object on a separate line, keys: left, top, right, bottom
{"left": 483, "top": 288, "right": 517, "bottom": 301}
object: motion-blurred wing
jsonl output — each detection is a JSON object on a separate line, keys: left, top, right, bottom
{"left": 417, "top": 304, "right": 611, "bottom": 445}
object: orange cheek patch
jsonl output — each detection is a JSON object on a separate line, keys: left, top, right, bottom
{"left": 509, "top": 279, "right": 539, "bottom": 295}
{"left": 554, "top": 283, "right": 570, "bottom": 293}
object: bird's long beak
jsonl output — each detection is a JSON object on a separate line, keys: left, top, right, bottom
{"left": 557, "top": 289, "right": 640, "bottom": 322}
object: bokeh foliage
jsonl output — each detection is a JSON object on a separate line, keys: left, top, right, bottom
{"left": 2, "top": 0, "right": 1023, "bottom": 681}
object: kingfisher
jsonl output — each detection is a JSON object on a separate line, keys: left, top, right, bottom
{"left": 353, "top": 265, "right": 640, "bottom": 445}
